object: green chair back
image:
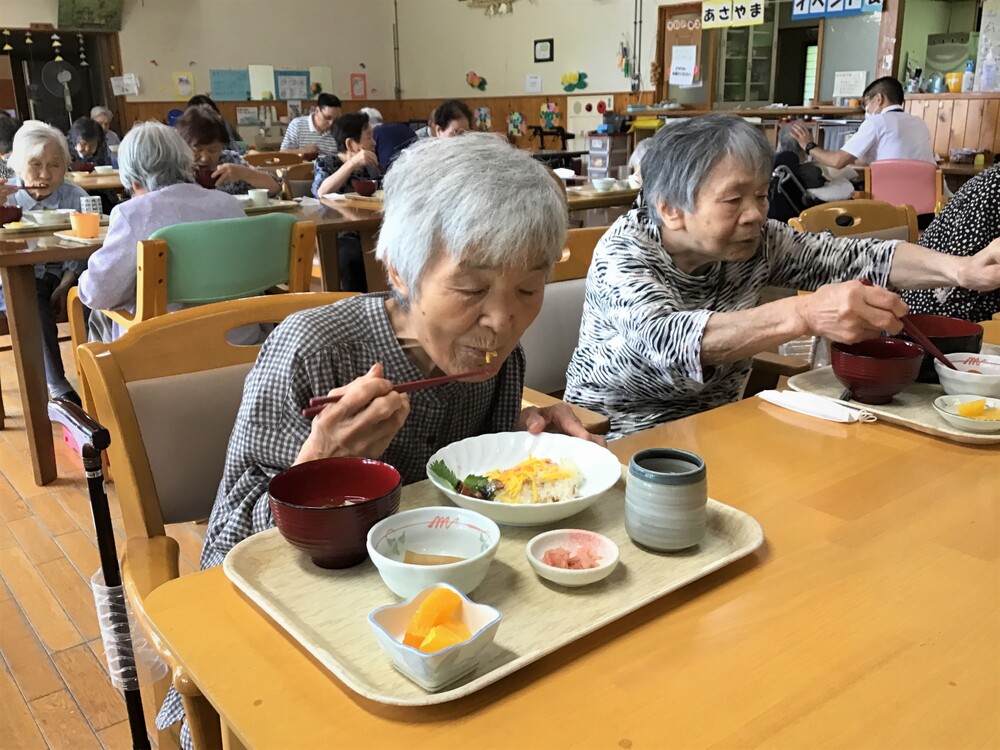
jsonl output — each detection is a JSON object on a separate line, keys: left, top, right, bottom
{"left": 149, "top": 213, "right": 297, "bottom": 305}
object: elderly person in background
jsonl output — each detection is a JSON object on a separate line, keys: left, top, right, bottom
{"left": 0, "top": 116, "right": 20, "bottom": 178}
{"left": 360, "top": 107, "right": 384, "bottom": 126}
{"left": 155, "top": 132, "right": 601, "bottom": 747}
{"left": 431, "top": 99, "right": 472, "bottom": 137}
{"left": 280, "top": 92, "right": 342, "bottom": 158}
{"left": 90, "top": 105, "right": 120, "bottom": 146}
{"left": 628, "top": 138, "right": 651, "bottom": 189}
{"left": 186, "top": 95, "right": 243, "bottom": 151}
{"left": 176, "top": 106, "right": 280, "bottom": 197}
{"left": 564, "top": 114, "right": 1000, "bottom": 439}
{"left": 77, "top": 121, "right": 245, "bottom": 342}
{"left": 414, "top": 107, "right": 437, "bottom": 139}
{"left": 69, "top": 116, "right": 114, "bottom": 167}
{"left": 768, "top": 125, "right": 825, "bottom": 223}
{"left": 0, "top": 121, "right": 88, "bottom": 404}
{"left": 313, "top": 111, "right": 379, "bottom": 198}
{"left": 902, "top": 163, "right": 1000, "bottom": 322}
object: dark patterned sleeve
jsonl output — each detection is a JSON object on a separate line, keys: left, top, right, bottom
{"left": 199, "top": 320, "right": 318, "bottom": 568}
{"left": 764, "top": 220, "right": 897, "bottom": 290}
{"left": 312, "top": 155, "right": 336, "bottom": 197}
{"left": 587, "top": 236, "right": 714, "bottom": 385}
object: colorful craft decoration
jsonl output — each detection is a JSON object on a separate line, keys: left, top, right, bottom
{"left": 539, "top": 102, "right": 561, "bottom": 129}
{"left": 466, "top": 71, "right": 488, "bottom": 91}
{"left": 561, "top": 71, "right": 589, "bottom": 92}
{"left": 506, "top": 111, "right": 526, "bottom": 137}
{"left": 474, "top": 106, "right": 493, "bottom": 131}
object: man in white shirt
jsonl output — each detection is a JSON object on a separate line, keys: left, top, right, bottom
{"left": 280, "top": 93, "right": 342, "bottom": 158}
{"left": 790, "top": 77, "right": 934, "bottom": 169}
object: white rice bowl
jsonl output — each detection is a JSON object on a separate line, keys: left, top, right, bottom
{"left": 426, "top": 432, "right": 621, "bottom": 526}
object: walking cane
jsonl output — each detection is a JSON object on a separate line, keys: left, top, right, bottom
{"left": 49, "top": 398, "right": 151, "bottom": 750}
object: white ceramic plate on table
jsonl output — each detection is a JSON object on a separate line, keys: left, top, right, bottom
{"left": 426, "top": 432, "right": 620, "bottom": 526}
{"left": 932, "top": 395, "right": 1000, "bottom": 433}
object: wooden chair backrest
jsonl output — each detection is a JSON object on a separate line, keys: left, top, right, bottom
{"left": 789, "top": 199, "right": 918, "bottom": 243}
{"left": 79, "top": 293, "right": 354, "bottom": 541}
{"left": 551, "top": 226, "right": 607, "bottom": 282}
{"left": 243, "top": 151, "right": 303, "bottom": 167}
{"left": 281, "top": 162, "right": 315, "bottom": 181}
{"left": 864, "top": 159, "right": 943, "bottom": 215}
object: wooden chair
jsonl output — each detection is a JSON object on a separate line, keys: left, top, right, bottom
{"left": 789, "top": 199, "right": 918, "bottom": 242}
{"left": 78, "top": 292, "right": 355, "bottom": 750}
{"left": 279, "top": 162, "right": 315, "bottom": 200}
{"left": 861, "top": 159, "right": 945, "bottom": 215}
{"left": 242, "top": 151, "right": 303, "bottom": 168}
{"left": 68, "top": 214, "right": 316, "bottom": 411}
{"left": 980, "top": 318, "right": 1000, "bottom": 346}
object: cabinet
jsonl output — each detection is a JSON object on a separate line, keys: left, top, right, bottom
{"left": 715, "top": 4, "right": 778, "bottom": 106}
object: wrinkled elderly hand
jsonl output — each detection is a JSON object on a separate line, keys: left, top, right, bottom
{"left": 955, "top": 238, "right": 1000, "bottom": 291}
{"left": 295, "top": 363, "right": 411, "bottom": 465}
{"left": 789, "top": 121, "right": 813, "bottom": 150}
{"left": 212, "top": 163, "right": 253, "bottom": 186}
{"left": 348, "top": 149, "right": 379, "bottom": 172}
{"left": 796, "top": 280, "right": 908, "bottom": 343}
{"left": 518, "top": 403, "right": 607, "bottom": 447}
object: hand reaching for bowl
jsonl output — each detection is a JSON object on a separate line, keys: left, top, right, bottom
{"left": 294, "top": 363, "right": 411, "bottom": 466}
{"left": 795, "top": 279, "right": 909, "bottom": 343}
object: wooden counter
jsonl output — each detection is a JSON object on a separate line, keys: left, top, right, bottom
{"left": 904, "top": 92, "right": 1000, "bottom": 157}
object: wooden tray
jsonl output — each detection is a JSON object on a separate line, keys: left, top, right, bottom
{"left": 52, "top": 227, "right": 110, "bottom": 244}
{"left": 787, "top": 365, "right": 1000, "bottom": 445}
{"left": 0, "top": 214, "right": 110, "bottom": 236}
{"left": 243, "top": 199, "right": 299, "bottom": 214}
{"left": 223, "top": 476, "right": 764, "bottom": 706}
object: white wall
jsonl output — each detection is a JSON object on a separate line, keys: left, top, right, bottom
{"left": 3, "top": 0, "right": 59, "bottom": 27}
{"left": 899, "top": 0, "right": 953, "bottom": 75}
{"left": 394, "top": 0, "right": 663, "bottom": 98}
{"left": 819, "top": 12, "right": 881, "bottom": 100}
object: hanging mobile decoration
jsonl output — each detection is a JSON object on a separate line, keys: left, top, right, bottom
{"left": 78, "top": 33, "right": 88, "bottom": 66}
{"left": 24, "top": 31, "right": 33, "bottom": 45}
{"left": 2, "top": 29, "right": 12, "bottom": 52}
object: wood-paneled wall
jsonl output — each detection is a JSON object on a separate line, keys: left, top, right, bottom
{"left": 121, "top": 91, "right": 655, "bottom": 150}
{"left": 904, "top": 94, "right": 1000, "bottom": 158}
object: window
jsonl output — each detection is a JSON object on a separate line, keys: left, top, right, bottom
{"left": 803, "top": 44, "right": 818, "bottom": 101}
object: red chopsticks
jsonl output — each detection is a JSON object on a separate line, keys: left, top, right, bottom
{"left": 302, "top": 368, "right": 494, "bottom": 418}
{"left": 858, "top": 279, "right": 957, "bottom": 370}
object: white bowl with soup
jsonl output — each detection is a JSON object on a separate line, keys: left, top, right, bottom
{"left": 366, "top": 506, "right": 500, "bottom": 598}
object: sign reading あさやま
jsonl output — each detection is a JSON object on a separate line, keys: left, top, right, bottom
{"left": 703, "top": 0, "right": 764, "bottom": 28}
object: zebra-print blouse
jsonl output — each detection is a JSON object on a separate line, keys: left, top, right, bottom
{"left": 564, "top": 206, "right": 898, "bottom": 439}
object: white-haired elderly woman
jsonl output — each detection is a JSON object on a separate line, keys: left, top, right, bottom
{"left": 155, "top": 131, "right": 603, "bottom": 747}
{"left": 77, "top": 121, "right": 244, "bottom": 342}
{"left": 564, "top": 114, "right": 1000, "bottom": 439}
{"left": 0, "top": 121, "right": 89, "bottom": 403}
{"left": 90, "top": 105, "right": 120, "bottom": 146}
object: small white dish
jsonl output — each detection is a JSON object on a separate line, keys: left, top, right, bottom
{"left": 426, "top": 432, "right": 621, "bottom": 527}
{"left": 367, "top": 506, "right": 500, "bottom": 598}
{"left": 525, "top": 529, "right": 619, "bottom": 587}
{"left": 591, "top": 177, "right": 616, "bottom": 192}
{"left": 93, "top": 165, "right": 115, "bottom": 174}
{"left": 932, "top": 395, "right": 1000, "bottom": 433}
{"left": 368, "top": 583, "right": 502, "bottom": 691}
{"left": 935, "top": 353, "right": 1000, "bottom": 398}
{"left": 23, "top": 209, "right": 72, "bottom": 226}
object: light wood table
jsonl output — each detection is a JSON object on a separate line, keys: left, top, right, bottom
{"left": 64, "top": 170, "right": 125, "bottom": 192}
{"left": 142, "top": 398, "right": 999, "bottom": 749}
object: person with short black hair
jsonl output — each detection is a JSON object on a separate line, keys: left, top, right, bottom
{"left": 176, "top": 106, "right": 280, "bottom": 196}
{"left": 789, "top": 76, "right": 934, "bottom": 169}
{"left": 0, "top": 116, "right": 21, "bottom": 178}
{"left": 280, "top": 93, "right": 343, "bottom": 158}
{"left": 186, "top": 94, "right": 243, "bottom": 149}
{"left": 432, "top": 99, "right": 472, "bottom": 137}
{"left": 68, "top": 116, "right": 114, "bottom": 167}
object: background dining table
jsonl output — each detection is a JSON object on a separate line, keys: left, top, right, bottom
{"left": 64, "top": 170, "right": 126, "bottom": 192}
{"left": 141, "top": 396, "right": 998, "bottom": 749}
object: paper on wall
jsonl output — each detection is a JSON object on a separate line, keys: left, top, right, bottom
{"left": 248, "top": 64, "right": 275, "bottom": 100}
{"left": 525, "top": 74, "right": 543, "bottom": 93}
{"left": 110, "top": 73, "right": 139, "bottom": 97}
{"left": 833, "top": 70, "right": 867, "bottom": 98}
{"left": 173, "top": 71, "right": 194, "bottom": 99}
{"left": 669, "top": 45, "right": 697, "bottom": 85}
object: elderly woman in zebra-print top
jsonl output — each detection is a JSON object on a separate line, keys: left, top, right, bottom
{"left": 564, "top": 114, "right": 1000, "bottom": 439}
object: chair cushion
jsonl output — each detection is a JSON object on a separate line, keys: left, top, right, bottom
{"left": 521, "top": 279, "right": 586, "bottom": 394}
{"left": 126, "top": 363, "right": 253, "bottom": 525}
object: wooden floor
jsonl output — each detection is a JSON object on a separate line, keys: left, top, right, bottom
{"left": 0, "top": 331, "right": 205, "bottom": 749}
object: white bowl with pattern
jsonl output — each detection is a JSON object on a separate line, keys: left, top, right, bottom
{"left": 426, "top": 432, "right": 621, "bottom": 527}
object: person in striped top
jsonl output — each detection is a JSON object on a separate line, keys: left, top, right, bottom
{"left": 565, "top": 115, "right": 1000, "bottom": 438}
{"left": 280, "top": 92, "right": 342, "bottom": 158}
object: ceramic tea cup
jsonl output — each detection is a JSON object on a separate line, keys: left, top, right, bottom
{"left": 625, "top": 449, "right": 707, "bottom": 551}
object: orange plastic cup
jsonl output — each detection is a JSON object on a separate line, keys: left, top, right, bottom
{"left": 70, "top": 211, "right": 99, "bottom": 239}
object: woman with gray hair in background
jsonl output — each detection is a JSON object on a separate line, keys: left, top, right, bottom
{"left": 77, "top": 121, "right": 244, "bottom": 342}
{"left": 155, "top": 130, "right": 604, "bottom": 749}
{"left": 1, "top": 121, "right": 89, "bottom": 404}
{"left": 564, "top": 114, "right": 1000, "bottom": 438}
{"left": 90, "top": 105, "right": 120, "bottom": 146}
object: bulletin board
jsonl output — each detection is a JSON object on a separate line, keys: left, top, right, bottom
{"left": 655, "top": 2, "right": 715, "bottom": 105}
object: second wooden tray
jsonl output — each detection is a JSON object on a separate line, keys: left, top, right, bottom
{"left": 223, "top": 476, "right": 764, "bottom": 706}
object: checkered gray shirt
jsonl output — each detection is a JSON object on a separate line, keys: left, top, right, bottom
{"left": 157, "top": 293, "right": 524, "bottom": 739}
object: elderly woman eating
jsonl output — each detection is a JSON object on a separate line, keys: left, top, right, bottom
{"left": 155, "top": 132, "right": 601, "bottom": 747}
{"left": 176, "top": 105, "right": 279, "bottom": 196}
{"left": 564, "top": 114, "right": 1000, "bottom": 439}
{"left": 0, "top": 121, "right": 88, "bottom": 404}
{"left": 77, "top": 121, "right": 245, "bottom": 342}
